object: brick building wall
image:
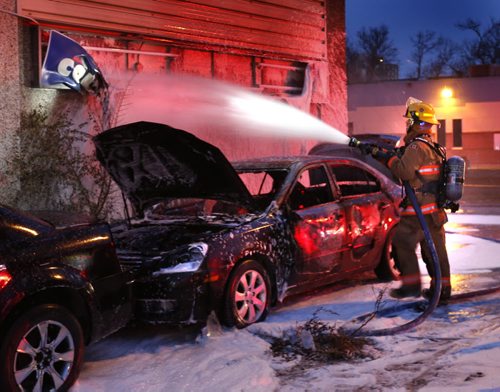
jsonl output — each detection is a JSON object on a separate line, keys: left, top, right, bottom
{"left": 2, "top": 0, "right": 347, "bottom": 161}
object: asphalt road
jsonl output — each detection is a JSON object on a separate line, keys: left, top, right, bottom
{"left": 460, "top": 169, "right": 500, "bottom": 215}
{"left": 452, "top": 169, "right": 500, "bottom": 241}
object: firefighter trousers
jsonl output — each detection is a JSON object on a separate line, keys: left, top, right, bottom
{"left": 392, "top": 211, "right": 451, "bottom": 291}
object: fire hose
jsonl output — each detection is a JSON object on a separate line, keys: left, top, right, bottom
{"left": 356, "top": 181, "right": 442, "bottom": 336}
{"left": 346, "top": 139, "right": 500, "bottom": 336}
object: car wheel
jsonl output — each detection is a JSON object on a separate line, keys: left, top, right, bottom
{"left": 374, "top": 229, "right": 401, "bottom": 281}
{"left": 223, "top": 260, "right": 271, "bottom": 328}
{"left": 0, "top": 304, "right": 84, "bottom": 392}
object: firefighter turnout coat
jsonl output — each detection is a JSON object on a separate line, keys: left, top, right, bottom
{"left": 387, "top": 132, "right": 451, "bottom": 295}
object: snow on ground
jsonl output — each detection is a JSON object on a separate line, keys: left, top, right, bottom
{"left": 71, "top": 215, "right": 500, "bottom": 391}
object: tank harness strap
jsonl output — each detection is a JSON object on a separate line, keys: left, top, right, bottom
{"left": 398, "top": 137, "right": 447, "bottom": 210}
{"left": 413, "top": 137, "right": 446, "bottom": 160}
{"left": 416, "top": 180, "right": 440, "bottom": 194}
{"left": 412, "top": 137, "right": 447, "bottom": 199}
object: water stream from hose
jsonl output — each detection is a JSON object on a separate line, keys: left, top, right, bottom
{"left": 112, "top": 73, "right": 351, "bottom": 146}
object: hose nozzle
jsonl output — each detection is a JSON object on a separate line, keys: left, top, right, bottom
{"left": 348, "top": 137, "right": 361, "bottom": 147}
{"left": 349, "top": 137, "right": 377, "bottom": 156}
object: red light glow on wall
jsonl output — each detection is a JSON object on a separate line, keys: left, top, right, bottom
{"left": 0, "top": 267, "right": 12, "bottom": 290}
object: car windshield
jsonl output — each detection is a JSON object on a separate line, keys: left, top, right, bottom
{"left": 142, "top": 168, "right": 288, "bottom": 222}
{"left": 236, "top": 168, "right": 288, "bottom": 210}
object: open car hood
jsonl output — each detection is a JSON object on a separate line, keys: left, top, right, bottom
{"left": 94, "top": 122, "right": 256, "bottom": 215}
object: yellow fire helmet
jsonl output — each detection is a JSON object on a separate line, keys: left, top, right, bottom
{"left": 404, "top": 97, "right": 440, "bottom": 125}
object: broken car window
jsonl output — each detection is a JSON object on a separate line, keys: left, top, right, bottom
{"left": 288, "top": 166, "right": 334, "bottom": 210}
{"left": 329, "top": 165, "right": 381, "bottom": 197}
{"left": 237, "top": 169, "right": 288, "bottom": 210}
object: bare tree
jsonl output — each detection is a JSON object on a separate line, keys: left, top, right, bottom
{"left": 409, "top": 30, "right": 441, "bottom": 79}
{"left": 452, "top": 18, "right": 499, "bottom": 75}
{"left": 355, "top": 25, "right": 398, "bottom": 82}
{"left": 346, "top": 38, "right": 365, "bottom": 83}
{"left": 425, "top": 38, "right": 457, "bottom": 78}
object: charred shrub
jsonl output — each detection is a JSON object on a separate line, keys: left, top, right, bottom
{"left": 270, "top": 314, "right": 374, "bottom": 364}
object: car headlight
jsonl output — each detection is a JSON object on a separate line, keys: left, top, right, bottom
{"left": 152, "top": 242, "right": 208, "bottom": 276}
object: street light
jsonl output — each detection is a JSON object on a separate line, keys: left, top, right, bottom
{"left": 441, "top": 87, "right": 453, "bottom": 99}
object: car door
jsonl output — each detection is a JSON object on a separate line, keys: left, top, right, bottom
{"left": 287, "top": 165, "right": 348, "bottom": 277}
{"left": 328, "top": 163, "right": 388, "bottom": 271}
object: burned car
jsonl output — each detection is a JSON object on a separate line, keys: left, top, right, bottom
{"left": 0, "top": 205, "right": 133, "bottom": 391}
{"left": 94, "top": 121, "right": 401, "bottom": 329}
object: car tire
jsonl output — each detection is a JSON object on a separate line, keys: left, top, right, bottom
{"left": 0, "top": 304, "right": 84, "bottom": 392}
{"left": 374, "top": 228, "right": 401, "bottom": 281}
{"left": 223, "top": 260, "right": 271, "bottom": 328}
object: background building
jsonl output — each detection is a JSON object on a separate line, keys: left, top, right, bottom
{"left": 348, "top": 75, "right": 500, "bottom": 169}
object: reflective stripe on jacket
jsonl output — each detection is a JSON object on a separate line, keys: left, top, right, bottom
{"left": 400, "top": 202, "right": 439, "bottom": 216}
{"left": 418, "top": 164, "right": 440, "bottom": 176}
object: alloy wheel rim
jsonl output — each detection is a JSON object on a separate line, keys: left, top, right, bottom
{"left": 234, "top": 270, "right": 267, "bottom": 324}
{"left": 14, "top": 320, "right": 74, "bottom": 391}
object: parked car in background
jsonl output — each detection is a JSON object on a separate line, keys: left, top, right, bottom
{"left": 94, "top": 122, "right": 402, "bottom": 329}
{"left": 308, "top": 133, "right": 403, "bottom": 184}
{"left": 0, "top": 205, "right": 133, "bottom": 391}
{"left": 354, "top": 133, "right": 402, "bottom": 150}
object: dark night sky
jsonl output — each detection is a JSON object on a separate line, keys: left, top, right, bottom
{"left": 346, "top": 0, "right": 499, "bottom": 77}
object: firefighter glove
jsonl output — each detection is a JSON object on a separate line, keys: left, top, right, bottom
{"left": 372, "top": 147, "right": 395, "bottom": 163}
{"left": 358, "top": 142, "right": 376, "bottom": 155}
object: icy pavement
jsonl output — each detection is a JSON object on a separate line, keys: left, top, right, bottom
{"left": 71, "top": 215, "right": 500, "bottom": 391}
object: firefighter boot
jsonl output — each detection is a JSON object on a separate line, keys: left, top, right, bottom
{"left": 390, "top": 284, "right": 422, "bottom": 299}
{"left": 423, "top": 284, "right": 451, "bottom": 304}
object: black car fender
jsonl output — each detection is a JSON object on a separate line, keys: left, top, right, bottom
{"left": 0, "top": 262, "right": 103, "bottom": 345}
{"left": 207, "top": 221, "right": 290, "bottom": 308}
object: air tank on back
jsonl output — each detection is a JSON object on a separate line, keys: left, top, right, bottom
{"left": 445, "top": 156, "right": 466, "bottom": 202}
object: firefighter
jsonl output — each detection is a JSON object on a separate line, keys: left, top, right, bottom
{"left": 377, "top": 98, "right": 451, "bottom": 301}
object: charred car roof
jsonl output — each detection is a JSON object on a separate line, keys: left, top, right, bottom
{"left": 232, "top": 154, "right": 383, "bottom": 172}
{"left": 93, "top": 122, "right": 256, "bottom": 214}
{"left": 232, "top": 156, "right": 311, "bottom": 171}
